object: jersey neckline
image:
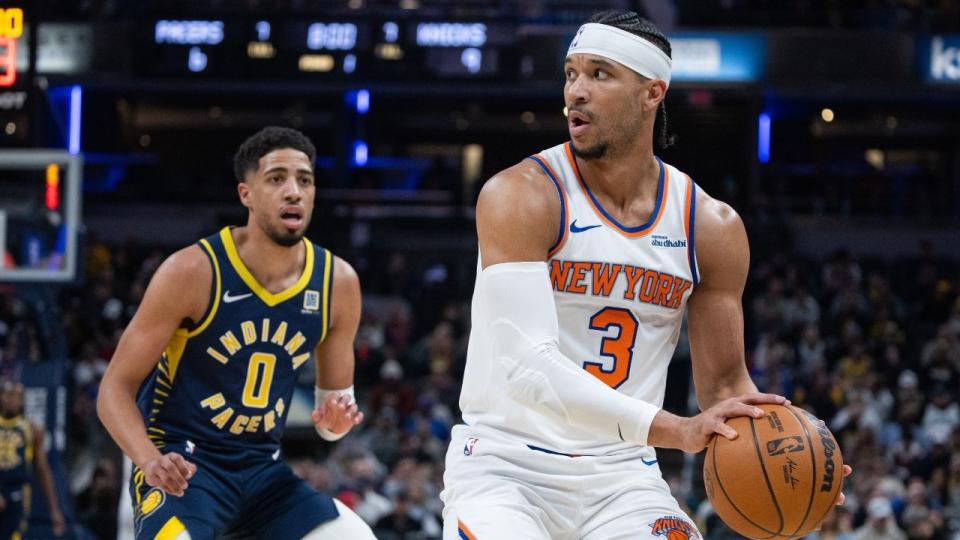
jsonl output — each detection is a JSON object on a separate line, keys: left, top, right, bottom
{"left": 219, "top": 227, "right": 314, "bottom": 307}
{"left": 563, "top": 142, "right": 668, "bottom": 238}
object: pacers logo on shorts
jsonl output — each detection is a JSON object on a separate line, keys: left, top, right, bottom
{"left": 649, "top": 515, "right": 698, "bottom": 539}
{"left": 138, "top": 489, "right": 165, "bottom": 520}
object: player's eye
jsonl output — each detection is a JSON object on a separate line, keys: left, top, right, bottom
{"left": 299, "top": 176, "right": 314, "bottom": 186}
{"left": 565, "top": 69, "right": 577, "bottom": 81}
{"left": 595, "top": 69, "right": 608, "bottom": 80}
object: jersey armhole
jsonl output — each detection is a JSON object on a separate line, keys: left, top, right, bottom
{"left": 184, "top": 239, "right": 222, "bottom": 337}
{"left": 526, "top": 155, "right": 569, "bottom": 258}
{"left": 683, "top": 176, "right": 701, "bottom": 286}
{"left": 320, "top": 248, "right": 334, "bottom": 343}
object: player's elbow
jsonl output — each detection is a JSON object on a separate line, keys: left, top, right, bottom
{"left": 95, "top": 373, "right": 119, "bottom": 425}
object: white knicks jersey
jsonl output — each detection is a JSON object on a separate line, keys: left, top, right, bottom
{"left": 460, "top": 141, "right": 700, "bottom": 457}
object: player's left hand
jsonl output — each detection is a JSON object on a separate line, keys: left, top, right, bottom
{"left": 836, "top": 464, "right": 853, "bottom": 505}
{"left": 311, "top": 392, "right": 364, "bottom": 436}
{"left": 51, "top": 509, "right": 66, "bottom": 536}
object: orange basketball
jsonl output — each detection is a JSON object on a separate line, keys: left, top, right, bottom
{"left": 703, "top": 404, "right": 843, "bottom": 539}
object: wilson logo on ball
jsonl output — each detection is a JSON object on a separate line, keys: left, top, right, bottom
{"left": 802, "top": 410, "right": 838, "bottom": 492}
{"left": 766, "top": 436, "right": 805, "bottom": 456}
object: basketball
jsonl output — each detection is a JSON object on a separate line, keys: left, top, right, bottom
{"left": 703, "top": 404, "right": 844, "bottom": 539}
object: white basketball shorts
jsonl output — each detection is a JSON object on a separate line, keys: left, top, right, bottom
{"left": 441, "top": 424, "right": 701, "bottom": 540}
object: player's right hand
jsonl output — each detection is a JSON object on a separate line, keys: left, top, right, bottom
{"left": 680, "top": 392, "right": 787, "bottom": 453}
{"left": 142, "top": 452, "right": 197, "bottom": 497}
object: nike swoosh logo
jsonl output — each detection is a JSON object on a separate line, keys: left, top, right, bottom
{"left": 641, "top": 457, "right": 659, "bottom": 466}
{"left": 569, "top": 219, "right": 602, "bottom": 233}
{"left": 222, "top": 291, "right": 253, "bottom": 303}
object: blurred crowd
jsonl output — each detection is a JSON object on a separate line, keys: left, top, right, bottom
{"left": 2, "top": 231, "right": 959, "bottom": 540}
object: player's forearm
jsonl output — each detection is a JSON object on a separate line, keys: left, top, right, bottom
{"left": 96, "top": 380, "right": 163, "bottom": 468}
{"left": 501, "top": 338, "right": 661, "bottom": 444}
{"left": 483, "top": 262, "right": 661, "bottom": 445}
{"left": 35, "top": 458, "right": 62, "bottom": 516}
{"left": 696, "top": 373, "right": 757, "bottom": 411}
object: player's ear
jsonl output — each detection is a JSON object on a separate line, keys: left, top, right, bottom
{"left": 644, "top": 80, "right": 667, "bottom": 113}
{"left": 237, "top": 180, "right": 252, "bottom": 209}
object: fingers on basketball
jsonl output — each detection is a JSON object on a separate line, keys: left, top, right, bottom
{"left": 704, "top": 404, "right": 844, "bottom": 539}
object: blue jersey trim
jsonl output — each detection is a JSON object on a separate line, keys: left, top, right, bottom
{"left": 567, "top": 142, "right": 665, "bottom": 234}
{"left": 526, "top": 444, "right": 586, "bottom": 457}
{"left": 527, "top": 155, "right": 566, "bottom": 256}
{"left": 688, "top": 181, "right": 700, "bottom": 286}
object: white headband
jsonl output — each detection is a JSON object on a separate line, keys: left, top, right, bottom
{"left": 567, "top": 23, "right": 672, "bottom": 88}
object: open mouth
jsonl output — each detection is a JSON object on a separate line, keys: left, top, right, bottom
{"left": 280, "top": 207, "right": 304, "bottom": 230}
{"left": 568, "top": 111, "right": 592, "bottom": 135}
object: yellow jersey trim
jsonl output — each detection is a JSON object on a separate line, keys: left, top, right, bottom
{"left": 0, "top": 415, "right": 21, "bottom": 428}
{"left": 162, "top": 331, "right": 189, "bottom": 383}
{"left": 186, "top": 238, "right": 222, "bottom": 338}
{"left": 23, "top": 420, "right": 33, "bottom": 462}
{"left": 320, "top": 249, "right": 332, "bottom": 342}
{"left": 134, "top": 468, "right": 145, "bottom": 505}
{"left": 155, "top": 516, "right": 187, "bottom": 540}
{"left": 219, "top": 227, "right": 314, "bottom": 307}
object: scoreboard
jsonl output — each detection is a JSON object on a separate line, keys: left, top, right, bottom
{"left": 141, "top": 18, "right": 519, "bottom": 81}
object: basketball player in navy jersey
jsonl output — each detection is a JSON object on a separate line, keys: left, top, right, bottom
{"left": 441, "top": 11, "right": 849, "bottom": 539}
{"left": 0, "top": 380, "right": 66, "bottom": 539}
{"left": 98, "top": 127, "right": 375, "bottom": 539}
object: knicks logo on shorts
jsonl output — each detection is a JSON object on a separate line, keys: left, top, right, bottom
{"left": 649, "top": 515, "right": 698, "bottom": 539}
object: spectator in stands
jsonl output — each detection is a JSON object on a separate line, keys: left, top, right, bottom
{"left": 851, "top": 497, "right": 906, "bottom": 540}
{"left": 374, "top": 490, "right": 423, "bottom": 540}
{"left": 807, "top": 507, "right": 853, "bottom": 540}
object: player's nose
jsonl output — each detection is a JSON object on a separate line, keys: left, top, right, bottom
{"left": 566, "top": 74, "right": 590, "bottom": 103}
{"left": 281, "top": 177, "right": 303, "bottom": 200}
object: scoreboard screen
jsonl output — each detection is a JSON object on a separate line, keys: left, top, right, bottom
{"left": 141, "top": 18, "right": 517, "bottom": 81}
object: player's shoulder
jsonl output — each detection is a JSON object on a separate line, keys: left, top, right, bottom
{"left": 154, "top": 244, "right": 212, "bottom": 284}
{"left": 144, "top": 244, "right": 214, "bottom": 319}
{"left": 331, "top": 255, "right": 359, "bottom": 290}
{"left": 690, "top": 185, "right": 749, "bottom": 286}
{"left": 693, "top": 185, "right": 744, "bottom": 242}
{"left": 478, "top": 159, "right": 560, "bottom": 222}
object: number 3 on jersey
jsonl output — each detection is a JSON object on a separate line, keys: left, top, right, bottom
{"left": 583, "top": 307, "right": 638, "bottom": 389}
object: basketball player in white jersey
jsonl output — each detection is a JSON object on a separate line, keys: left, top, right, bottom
{"left": 441, "top": 11, "right": 848, "bottom": 539}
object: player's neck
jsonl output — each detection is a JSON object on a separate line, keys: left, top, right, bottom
{"left": 231, "top": 226, "right": 306, "bottom": 291}
{"left": 575, "top": 143, "right": 660, "bottom": 210}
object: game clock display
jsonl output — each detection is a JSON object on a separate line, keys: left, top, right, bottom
{"left": 141, "top": 18, "right": 518, "bottom": 81}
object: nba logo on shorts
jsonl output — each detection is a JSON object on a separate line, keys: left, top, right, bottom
{"left": 303, "top": 290, "right": 320, "bottom": 311}
{"left": 463, "top": 437, "right": 479, "bottom": 456}
{"left": 649, "top": 515, "right": 698, "bottom": 539}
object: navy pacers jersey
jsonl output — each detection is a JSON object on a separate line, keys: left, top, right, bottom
{"left": 137, "top": 227, "right": 333, "bottom": 455}
{"left": 0, "top": 416, "right": 33, "bottom": 485}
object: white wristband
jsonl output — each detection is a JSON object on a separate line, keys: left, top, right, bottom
{"left": 314, "top": 385, "right": 356, "bottom": 441}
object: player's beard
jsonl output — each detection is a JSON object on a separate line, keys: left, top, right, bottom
{"left": 571, "top": 140, "right": 608, "bottom": 160}
{"left": 259, "top": 213, "right": 308, "bottom": 247}
{"left": 572, "top": 105, "right": 644, "bottom": 161}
